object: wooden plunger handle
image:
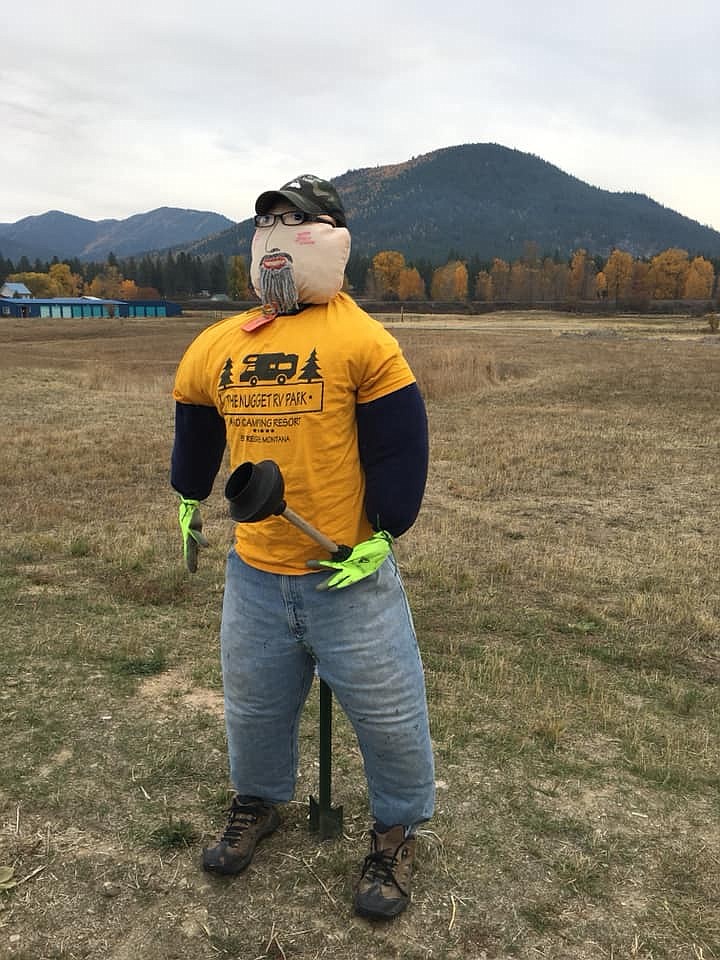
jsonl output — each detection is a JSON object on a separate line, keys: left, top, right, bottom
{"left": 281, "top": 506, "right": 342, "bottom": 556}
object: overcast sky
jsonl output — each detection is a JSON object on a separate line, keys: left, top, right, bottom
{"left": 2, "top": 0, "right": 718, "bottom": 233}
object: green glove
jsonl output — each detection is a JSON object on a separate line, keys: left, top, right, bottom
{"left": 178, "top": 497, "right": 209, "bottom": 573}
{"left": 307, "top": 530, "right": 393, "bottom": 591}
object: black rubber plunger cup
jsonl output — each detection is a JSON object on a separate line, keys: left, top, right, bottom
{"left": 225, "top": 459, "right": 285, "bottom": 523}
{"left": 225, "top": 460, "right": 349, "bottom": 558}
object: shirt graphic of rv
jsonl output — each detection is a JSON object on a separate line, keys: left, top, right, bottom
{"left": 239, "top": 353, "right": 299, "bottom": 386}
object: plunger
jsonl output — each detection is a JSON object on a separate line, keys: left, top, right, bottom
{"left": 225, "top": 459, "right": 350, "bottom": 559}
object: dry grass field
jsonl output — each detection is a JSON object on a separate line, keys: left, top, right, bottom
{"left": 0, "top": 309, "right": 718, "bottom": 960}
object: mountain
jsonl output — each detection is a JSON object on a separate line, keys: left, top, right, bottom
{"left": 182, "top": 143, "right": 720, "bottom": 263}
{"left": 0, "top": 207, "right": 234, "bottom": 262}
{"left": 4, "top": 144, "right": 720, "bottom": 265}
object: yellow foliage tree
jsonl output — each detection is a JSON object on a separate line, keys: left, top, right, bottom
{"left": 49, "top": 262, "right": 83, "bottom": 296}
{"left": 89, "top": 266, "right": 124, "bottom": 299}
{"left": 595, "top": 270, "right": 607, "bottom": 299}
{"left": 648, "top": 248, "right": 689, "bottom": 299}
{"left": 371, "top": 251, "right": 406, "bottom": 299}
{"left": 508, "top": 262, "right": 530, "bottom": 301}
{"left": 490, "top": 258, "right": 510, "bottom": 299}
{"left": 118, "top": 279, "right": 140, "bottom": 300}
{"left": 540, "top": 258, "right": 567, "bottom": 300}
{"left": 604, "top": 249, "right": 634, "bottom": 304}
{"left": 567, "top": 249, "right": 597, "bottom": 301}
{"left": 474, "top": 270, "right": 493, "bottom": 301}
{"left": 629, "top": 261, "right": 652, "bottom": 309}
{"left": 430, "top": 260, "right": 467, "bottom": 301}
{"left": 453, "top": 261, "right": 468, "bottom": 300}
{"left": 396, "top": 267, "right": 425, "bottom": 300}
{"left": 683, "top": 256, "right": 714, "bottom": 299}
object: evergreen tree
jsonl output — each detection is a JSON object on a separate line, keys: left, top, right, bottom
{"left": 411, "top": 258, "right": 435, "bottom": 292}
{"left": 228, "top": 256, "right": 249, "bottom": 299}
{"left": 209, "top": 254, "right": 227, "bottom": 294}
{"left": 219, "top": 358, "right": 234, "bottom": 388}
{"left": 137, "top": 255, "right": 155, "bottom": 289}
{"left": 162, "top": 252, "right": 177, "bottom": 297}
{"left": 346, "top": 252, "right": 370, "bottom": 295}
{"left": 299, "top": 349, "right": 321, "bottom": 381}
{"left": 191, "top": 256, "right": 206, "bottom": 294}
{"left": 126, "top": 257, "right": 138, "bottom": 282}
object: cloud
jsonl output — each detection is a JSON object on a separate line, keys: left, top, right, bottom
{"left": 2, "top": 0, "right": 718, "bottom": 232}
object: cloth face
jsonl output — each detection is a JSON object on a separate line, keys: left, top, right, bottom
{"left": 250, "top": 209, "right": 351, "bottom": 309}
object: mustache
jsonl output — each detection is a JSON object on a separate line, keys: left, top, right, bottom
{"left": 258, "top": 252, "right": 298, "bottom": 313}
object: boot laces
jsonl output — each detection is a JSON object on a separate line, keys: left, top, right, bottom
{"left": 220, "top": 798, "right": 264, "bottom": 844}
{"left": 360, "top": 841, "right": 408, "bottom": 896}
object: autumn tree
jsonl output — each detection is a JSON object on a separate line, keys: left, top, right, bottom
{"left": 648, "top": 248, "right": 689, "bottom": 299}
{"left": 89, "top": 266, "right": 124, "bottom": 299}
{"left": 429, "top": 263, "right": 451, "bottom": 300}
{"left": 396, "top": 267, "right": 425, "bottom": 300}
{"left": 490, "top": 258, "right": 510, "bottom": 300}
{"left": 430, "top": 260, "right": 467, "bottom": 300}
{"left": 49, "top": 262, "right": 82, "bottom": 296}
{"left": 567, "top": 249, "right": 597, "bottom": 301}
{"left": 452, "top": 261, "right": 468, "bottom": 300}
{"left": 508, "top": 262, "right": 531, "bottom": 301}
{"left": 370, "top": 251, "right": 406, "bottom": 299}
{"left": 683, "top": 256, "right": 715, "bottom": 299}
{"left": 474, "top": 270, "right": 493, "bottom": 301}
{"left": 629, "top": 261, "right": 652, "bottom": 310}
{"left": 604, "top": 249, "right": 634, "bottom": 305}
{"left": 540, "top": 258, "right": 568, "bottom": 301}
{"left": 118, "top": 279, "right": 140, "bottom": 300}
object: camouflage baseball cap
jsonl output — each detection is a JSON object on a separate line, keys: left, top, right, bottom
{"left": 255, "top": 174, "right": 347, "bottom": 227}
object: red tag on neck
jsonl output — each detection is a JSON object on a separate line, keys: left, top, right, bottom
{"left": 242, "top": 305, "right": 278, "bottom": 332}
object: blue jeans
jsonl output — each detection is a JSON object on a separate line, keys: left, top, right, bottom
{"left": 220, "top": 548, "right": 435, "bottom": 829}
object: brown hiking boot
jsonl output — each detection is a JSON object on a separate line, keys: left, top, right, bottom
{"left": 354, "top": 825, "right": 416, "bottom": 919}
{"left": 202, "top": 796, "right": 280, "bottom": 875}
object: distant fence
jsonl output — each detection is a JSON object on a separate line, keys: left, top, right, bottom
{"left": 180, "top": 298, "right": 717, "bottom": 318}
{"left": 358, "top": 299, "right": 718, "bottom": 316}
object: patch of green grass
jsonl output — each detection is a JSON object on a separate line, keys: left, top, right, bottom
{"left": 109, "top": 648, "right": 167, "bottom": 677}
{"left": 518, "top": 899, "right": 563, "bottom": 933}
{"left": 69, "top": 537, "right": 91, "bottom": 557}
{"left": 147, "top": 817, "right": 199, "bottom": 849}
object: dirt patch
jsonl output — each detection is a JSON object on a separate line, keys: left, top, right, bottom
{"left": 137, "top": 668, "right": 224, "bottom": 718}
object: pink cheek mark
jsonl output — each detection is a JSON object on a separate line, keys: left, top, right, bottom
{"left": 294, "top": 230, "right": 316, "bottom": 245}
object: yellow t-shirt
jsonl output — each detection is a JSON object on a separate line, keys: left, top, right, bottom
{"left": 173, "top": 292, "right": 416, "bottom": 574}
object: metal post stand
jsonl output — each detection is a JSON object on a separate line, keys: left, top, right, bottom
{"left": 309, "top": 679, "right": 344, "bottom": 839}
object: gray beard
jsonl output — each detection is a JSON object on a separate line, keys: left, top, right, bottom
{"left": 259, "top": 263, "right": 299, "bottom": 314}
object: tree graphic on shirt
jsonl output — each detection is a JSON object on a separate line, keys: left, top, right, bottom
{"left": 298, "top": 349, "right": 321, "bottom": 382}
{"left": 219, "top": 358, "right": 234, "bottom": 388}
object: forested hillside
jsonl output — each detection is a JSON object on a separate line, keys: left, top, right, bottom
{"left": 183, "top": 144, "right": 720, "bottom": 262}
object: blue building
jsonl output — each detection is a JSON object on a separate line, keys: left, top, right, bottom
{"left": 0, "top": 296, "right": 182, "bottom": 319}
{"left": 0, "top": 282, "right": 33, "bottom": 298}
